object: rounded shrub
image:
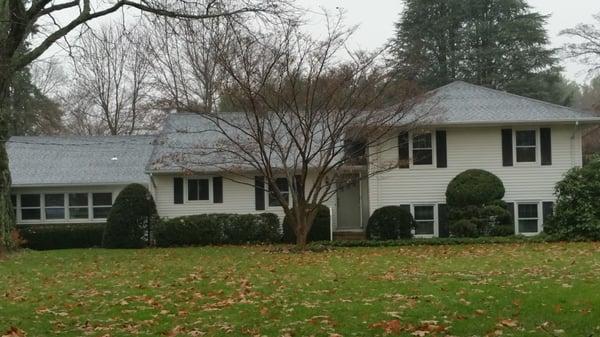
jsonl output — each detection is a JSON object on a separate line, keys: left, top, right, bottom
{"left": 449, "top": 219, "right": 478, "bottom": 238}
{"left": 283, "top": 205, "right": 331, "bottom": 243}
{"left": 103, "top": 183, "right": 158, "bottom": 248}
{"left": 446, "top": 169, "right": 505, "bottom": 207}
{"left": 477, "top": 205, "right": 513, "bottom": 237}
{"left": 225, "top": 213, "right": 281, "bottom": 244}
{"left": 366, "top": 206, "right": 414, "bottom": 240}
{"left": 545, "top": 160, "right": 600, "bottom": 240}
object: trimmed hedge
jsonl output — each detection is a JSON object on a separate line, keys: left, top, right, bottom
{"left": 309, "top": 234, "right": 559, "bottom": 248}
{"left": 17, "top": 223, "right": 105, "bottom": 250}
{"left": 282, "top": 205, "right": 331, "bottom": 244}
{"left": 103, "top": 184, "right": 158, "bottom": 249}
{"left": 366, "top": 206, "right": 414, "bottom": 240}
{"left": 156, "top": 213, "right": 280, "bottom": 247}
{"left": 446, "top": 169, "right": 505, "bottom": 207}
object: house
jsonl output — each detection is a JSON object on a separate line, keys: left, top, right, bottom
{"left": 7, "top": 136, "right": 155, "bottom": 225}
{"left": 7, "top": 81, "right": 600, "bottom": 238}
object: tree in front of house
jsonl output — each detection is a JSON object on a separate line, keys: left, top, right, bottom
{"left": 179, "top": 13, "right": 427, "bottom": 246}
{"left": 389, "top": 0, "right": 569, "bottom": 105}
{"left": 0, "top": 0, "right": 288, "bottom": 251}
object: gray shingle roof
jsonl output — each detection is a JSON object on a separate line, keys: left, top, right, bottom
{"left": 8, "top": 136, "right": 156, "bottom": 187}
{"left": 412, "top": 81, "right": 600, "bottom": 125}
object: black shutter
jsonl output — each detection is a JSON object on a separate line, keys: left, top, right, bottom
{"left": 398, "top": 132, "right": 409, "bottom": 168}
{"left": 438, "top": 204, "right": 449, "bottom": 238}
{"left": 173, "top": 177, "right": 184, "bottom": 204}
{"left": 506, "top": 202, "right": 515, "bottom": 225}
{"left": 543, "top": 202, "right": 554, "bottom": 222}
{"left": 502, "top": 129, "right": 513, "bottom": 167}
{"left": 213, "top": 176, "right": 223, "bottom": 203}
{"left": 294, "top": 175, "right": 304, "bottom": 200}
{"left": 436, "top": 130, "right": 447, "bottom": 168}
{"left": 541, "top": 128, "right": 552, "bottom": 166}
{"left": 255, "top": 176, "right": 265, "bottom": 210}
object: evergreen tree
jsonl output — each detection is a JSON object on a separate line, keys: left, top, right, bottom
{"left": 390, "top": 0, "right": 569, "bottom": 105}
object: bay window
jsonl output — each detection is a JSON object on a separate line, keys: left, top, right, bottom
{"left": 44, "top": 194, "right": 65, "bottom": 220}
{"left": 69, "top": 193, "right": 89, "bottom": 219}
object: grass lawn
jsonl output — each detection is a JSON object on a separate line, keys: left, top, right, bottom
{"left": 1, "top": 243, "right": 600, "bottom": 337}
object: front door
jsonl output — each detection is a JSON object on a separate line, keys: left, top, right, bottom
{"left": 337, "top": 174, "right": 362, "bottom": 230}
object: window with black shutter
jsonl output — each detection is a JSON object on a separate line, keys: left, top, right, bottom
{"left": 173, "top": 177, "right": 184, "bottom": 204}
{"left": 188, "top": 179, "right": 210, "bottom": 201}
{"left": 255, "top": 176, "right": 265, "bottom": 210}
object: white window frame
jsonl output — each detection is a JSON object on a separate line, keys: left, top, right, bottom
{"left": 20, "top": 194, "right": 42, "bottom": 221}
{"left": 44, "top": 193, "right": 66, "bottom": 221}
{"left": 515, "top": 201, "right": 542, "bottom": 236}
{"left": 185, "top": 177, "right": 212, "bottom": 203}
{"left": 92, "top": 192, "right": 114, "bottom": 219}
{"left": 15, "top": 191, "right": 114, "bottom": 225}
{"left": 411, "top": 203, "right": 438, "bottom": 238}
{"left": 513, "top": 128, "right": 540, "bottom": 166}
{"left": 409, "top": 131, "right": 436, "bottom": 169}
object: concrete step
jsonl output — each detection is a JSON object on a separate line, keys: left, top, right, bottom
{"left": 333, "top": 231, "right": 366, "bottom": 241}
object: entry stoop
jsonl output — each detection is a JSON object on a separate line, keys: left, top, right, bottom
{"left": 333, "top": 230, "right": 366, "bottom": 241}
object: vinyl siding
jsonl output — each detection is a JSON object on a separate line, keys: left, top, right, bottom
{"left": 152, "top": 173, "right": 337, "bottom": 227}
{"left": 368, "top": 125, "right": 582, "bottom": 212}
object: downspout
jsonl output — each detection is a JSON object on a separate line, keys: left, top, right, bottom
{"left": 570, "top": 120, "right": 580, "bottom": 167}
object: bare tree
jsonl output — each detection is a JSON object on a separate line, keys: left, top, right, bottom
{"left": 561, "top": 13, "right": 600, "bottom": 75}
{"left": 0, "top": 0, "right": 289, "bottom": 250}
{"left": 144, "top": 10, "right": 233, "bottom": 112}
{"left": 69, "top": 25, "right": 156, "bottom": 135}
{"left": 161, "top": 15, "right": 427, "bottom": 246}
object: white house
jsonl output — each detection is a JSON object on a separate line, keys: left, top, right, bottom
{"left": 8, "top": 81, "right": 600, "bottom": 239}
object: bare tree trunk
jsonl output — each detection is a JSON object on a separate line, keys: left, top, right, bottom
{"left": 0, "top": 70, "right": 16, "bottom": 251}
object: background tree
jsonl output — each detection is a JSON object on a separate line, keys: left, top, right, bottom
{"left": 0, "top": 0, "right": 287, "bottom": 250}
{"left": 562, "top": 13, "right": 600, "bottom": 75}
{"left": 390, "top": 0, "right": 568, "bottom": 104}
{"left": 69, "top": 25, "right": 156, "bottom": 135}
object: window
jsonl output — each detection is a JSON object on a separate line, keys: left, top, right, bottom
{"left": 412, "top": 133, "right": 433, "bottom": 165}
{"left": 414, "top": 205, "right": 435, "bottom": 235}
{"left": 344, "top": 139, "right": 367, "bottom": 165}
{"left": 21, "top": 194, "right": 41, "bottom": 220}
{"left": 269, "top": 178, "right": 289, "bottom": 207}
{"left": 518, "top": 203, "right": 539, "bottom": 234}
{"left": 45, "top": 194, "right": 65, "bottom": 220}
{"left": 10, "top": 194, "right": 16, "bottom": 217}
{"left": 69, "top": 193, "right": 89, "bottom": 219}
{"left": 93, "top": 193, "right": 112, "bottom": 219}
{"left": 515, "top": 130, "right": 536, "bottom": 163}
{"left": 188, "top": 179, "right": 210, "bottom": 201}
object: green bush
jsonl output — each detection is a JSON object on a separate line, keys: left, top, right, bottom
{"left": 17, "top": 223, "right": 104, "bottom": 250}
{"left": 477, "top": 205, "right": 513, "bottom": 237}
{"left": 545, "top": 160, "right": 600, "bottom": 240}
{"left": 103, "top": 183, "right": 158, "bottom": 249}
{"left": 225, "top": 213, "right": 281, "bottom": 244}
{"left": 446, "top": 169, "right": 505, "bottom": 207}
{"left": 366, "top": 206, "right": 414, "bottom": 240}
{"left": 282, "top": 205, "right": 331, "bottom": 243}
{"left": 449, "top": 219, "right": 478, "bottom": 238}
{"left": 156, "top": 213, "right": 280, "bottom": 247}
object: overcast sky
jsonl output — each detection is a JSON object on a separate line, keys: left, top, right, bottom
{"left": 297, "top": 0, "right": 600, "bottom": 83}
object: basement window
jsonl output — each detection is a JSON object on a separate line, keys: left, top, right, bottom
{"left": 414, "top": 205, "right": 435, "bottom": 236}
{"left": 518, "top": 203, "right": 539, "bottom": 234}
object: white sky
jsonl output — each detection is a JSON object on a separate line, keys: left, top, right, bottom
{"left": 42, "top": 0, "right": 600, "bottom": 84}
{"left": 297, "top": 0, "right": 600, "bottom": 83}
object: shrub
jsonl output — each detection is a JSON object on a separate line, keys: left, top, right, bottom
{"left": 449, "top": 219, "right": 479, "bottom": 238}
{"left": 446, "top": 169, "right": 505, "bottom": 207}
{"left": 156, "top": 214, "right": 227, "bottom": 246}
{"left": 225, "top": 213, "right": 281, "bottom": 244}
{"left": 545, "top": 160, "right": 600, "bottom": 240}
{"left": 366, "top": 206, "right": 414, "bottom": 240}
{"left": 283, "top": 205, "right": 331, "bottom": 243}
{"left": 17, "top": 223, "right": 104, "bottom": 250}
{"left": 103, "top": 183, "right": 158, "bottom": 249}
{"left": 156, "top": 213, "right": 280, "bottom": 247}
{"left": 477, "top": 205, "right": 513, "bottom": 237}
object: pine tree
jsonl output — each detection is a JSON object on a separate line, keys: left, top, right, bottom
{"left": 390, "top": 0, "right": 570, "bottom": 105}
